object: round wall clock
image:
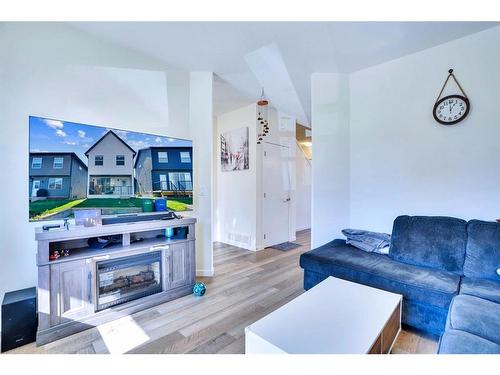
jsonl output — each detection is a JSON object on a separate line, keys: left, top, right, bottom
{"left": 433, "top": 94, "right": 470, "bottom": 125}
{"left": 433, "top": 69, "right": 470, "bottom": 126}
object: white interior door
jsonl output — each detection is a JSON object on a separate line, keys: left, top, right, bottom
{"left": 32, "top": 180, "right": 41, "bottom": 197}
{"left": 263, "top": 142, "right": 291, "bottom": 247}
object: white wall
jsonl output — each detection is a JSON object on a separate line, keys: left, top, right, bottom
{"left": 215, "top": 104, "right": 298, "bottom": 251}
{"left": 349, "top": 26, "right": 500, "bottom": 233}
{"left": 189, "top": 72, "right": 214, "bottom": 276}
{"left": 295, "top": 143, "right": 312, "bottom": 231}
{"left": 215, "top": 104, "right": 258, "bottom": 250}
{"left": 311, "top": 73, "right": 350, "bottom": 248}
{"left": 311, "top": 27, "right": 500, "bottom": 248}
{"left": 0, "top": 23, "right": 212, "bottom": 323}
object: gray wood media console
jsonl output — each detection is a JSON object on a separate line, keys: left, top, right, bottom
{"left": 35, "top": 217, "right": 196, "bottom": 345}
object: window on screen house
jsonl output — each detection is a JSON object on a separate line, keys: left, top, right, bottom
{"left": 32, "top": 157, "right": 42, "bottom": 169}
{"left": 180, "top": 151, "right": 191, "bottom": 163}
{"left": 53, "top": 157, "right": 64, "bottom": 169}
{"left": 116, "top": 155, "right": 125, "bottom": 166}
{"left": 95, "top": 155, "right": 103, "bottom": 166}
{"left": 158, "top": 152, "right": 168, "bottom": 163}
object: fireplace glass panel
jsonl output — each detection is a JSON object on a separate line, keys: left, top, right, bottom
{"left": 96, "top": 251, "right": 162, "bottom": 311}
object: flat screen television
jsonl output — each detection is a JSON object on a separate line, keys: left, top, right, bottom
{"left": 29, "top": 116, "right": 193, "bottom": 222}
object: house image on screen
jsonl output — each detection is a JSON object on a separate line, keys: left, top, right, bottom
{"left": 29, "top": 152, "right": 88, "bottom": 199}
{"left": 135, "top": 146, "right": 193, "bottom": 196}
{"left": 85, "top": 130, "right": 136, "bottom": 197}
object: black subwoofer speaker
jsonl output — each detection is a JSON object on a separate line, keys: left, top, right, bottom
{"left": 1, "top": 287, "right": 37, "bottom": 352}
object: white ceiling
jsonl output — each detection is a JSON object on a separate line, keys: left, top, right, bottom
{"left": 69, "top": 22, "right": 499, "bottom": 125}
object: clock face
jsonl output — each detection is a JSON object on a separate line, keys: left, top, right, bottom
{"left": 433, "top": 95, "right": 470, "bottom": 125}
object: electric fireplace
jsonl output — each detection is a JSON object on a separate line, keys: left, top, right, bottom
{"left": 96, "top": 251, "right": 162, "bottom": 311}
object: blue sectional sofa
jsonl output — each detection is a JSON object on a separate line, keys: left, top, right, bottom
{"left": 299, "top": 215, "right": 500, "bottom": 354}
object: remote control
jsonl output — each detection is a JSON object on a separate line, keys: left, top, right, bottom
{"left": 42, "top": 224, "right": 61, "bottom": 231}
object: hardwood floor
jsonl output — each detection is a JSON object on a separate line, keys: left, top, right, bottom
{"left": 6, "top": 229, "right": 438, "bottom": 354}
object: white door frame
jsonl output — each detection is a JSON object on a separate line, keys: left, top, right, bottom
{"left": 32, "top": 180, "right": 41, "bottom": 197}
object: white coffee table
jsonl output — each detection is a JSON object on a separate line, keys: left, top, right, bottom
{"left": 245, "top": 277, "right": 402, "bottom": 354}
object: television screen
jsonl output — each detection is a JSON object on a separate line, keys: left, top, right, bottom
{"left": 29, "top": 116, "right": 193, "bottom": 222}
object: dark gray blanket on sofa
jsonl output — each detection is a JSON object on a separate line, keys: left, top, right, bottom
{"left": 341, "top": 228, "right": 391, "bottom": 254}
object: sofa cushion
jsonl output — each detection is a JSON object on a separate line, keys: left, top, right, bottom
{"left": 438, "top": 329, "right": 500, "bottom": 354}
{"left": 299, "top": 239, "right": 460, "bottom": 309}
{"left": 463, "top": 220, "right": 500, "bottom": 281}
{"left": 389, "top": 215, "right": 467, "bottom": 274}
{"left": 460, "top": 277, "right": 500, "bottom": 304}
{"left": 446, "top": 294, "right": 500, "bottom": 345}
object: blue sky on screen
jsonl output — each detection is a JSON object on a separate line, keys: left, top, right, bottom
{"left": 29, "top": 116, "right": 192, "bottom": 166}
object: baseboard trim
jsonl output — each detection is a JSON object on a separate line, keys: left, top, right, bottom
{"left": 223, "top": 238, "right": 255, "bottom": 251}
{"left": 196, "top": 268, "right": 214, "bottom": 277}
{"left": 296, "top": 226, "right": 311, "bottom": 232}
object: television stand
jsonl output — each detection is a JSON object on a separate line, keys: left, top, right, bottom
{"left": 35, "top": 216, "right": 196, "bottom": 345}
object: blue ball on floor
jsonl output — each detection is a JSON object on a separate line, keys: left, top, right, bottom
{"left": 193, "top": 282, "right": 206, "bottom": 296}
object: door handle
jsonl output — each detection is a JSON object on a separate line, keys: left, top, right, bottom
{"left": 282, "top": 197, "right": 291, "bottom": 202}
